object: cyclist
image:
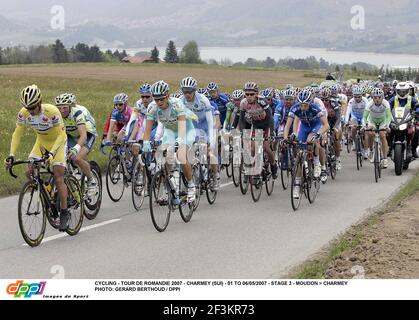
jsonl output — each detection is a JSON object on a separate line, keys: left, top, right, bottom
{"left": 345, "top": 86, "right": 369, "bottom": 157}
{"left": 179, "top": 76, "right": 220, "bottom": 190}
{"left": 363, "top": 88, "right": 392, "bottom": 168}
{"left": 102, "top": 93, "right": 133, "bottom": 145}
{"left": 321, "top": 88, "right": 343, "bottom": 171}
{"left": 5, "top": 85, "right": 70, "bottom": 232}
{"left": 225, "top": 89, "right": 244, "bottom": 130}
{"left": 239, "top": 82, "right": 278, "bottom": 179}
{"left": 284, "top": 90, "right": 330, "bottom": 198}
{"left": 261, "top": 88, "right": 280, "bottom": 115}
{"left": 207, "top": 82, "right": 229, "bottom": 129}
{"left": 274, "top": 88, "right": 296, "bottom": 138}
{"left": 55, "top": 93, "right": 98, "bottom": 196}
{"left": 142, "top": 81, "right": 197, "bottom": 203}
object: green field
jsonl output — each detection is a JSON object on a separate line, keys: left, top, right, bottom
{"left": 0, "top": 63, "right": 328, "bottom": 195}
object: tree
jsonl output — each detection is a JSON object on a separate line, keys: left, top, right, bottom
{"left": 263, "top": 57, "right": 276, "bottom": 68}
{"left": 150, "top": 46, "right": 159, "bottom": 63}
{"left": 164, "top": 40, "right": 179, "bottom": 63}
{"left": 72, "top": 43, "right": 90, "bottom": 62}
{"left": 89, "top": 45, "right": 103, "bottom": 62}
{"left": 180, "top": 41, "right": 202, "bottom": 64}
{"left": 52, "top": 39, "right": 68, "bottom": 63}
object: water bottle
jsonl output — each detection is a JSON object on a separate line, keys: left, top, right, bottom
{"left": 44, "top": 181, "right": 53, "bottom": 196}
{"left": 304, "top": 161, "right": 309, "bottom": 176}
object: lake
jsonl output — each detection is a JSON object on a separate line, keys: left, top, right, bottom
{"left": 108, "top": 46, "right": 419, "bottom": 68}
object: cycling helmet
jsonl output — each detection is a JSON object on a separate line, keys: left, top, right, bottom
{"left": 261, "top": 88, "right": 275, "bottom": 99}
{"left": 139, "top": 83, "right": 152, "bottom": 94}
{"left": 352, "top": 86, "right": 363, "bottom": 96}
{"left": 330, "top": 85, "right": 338, "bottom": 95}
{"left": 320, "top": 88, "right": 332, "bottom": 99}
{"left": 171, "top": 90, "right": 183, "bottom": 99}
{"left": 297, "top": 90, "right": 313, "bottom": 104}
{"left": 151, "top": 81, "right": 170, "bottom": 97}
{"left": 207, "top": 82, "right": 218, "bottom": 91}
{"left": 371, "top": 88, "right": 384, "bottom": 97}
{"left": 20, "top": 84, "right": 42, "bottom": 108}
{"left": 197, "top": 88, "right": 208, "bottom": 96}
{"left": 232, "top": 89, "right": 245, "bottom": 100}
{"left": 284, "top": 88, "right": 297, "bottom": 98}
{"left": 244, "top": 82, "right": 259, "bottom": 92}
{"left": 55, "top": 93, "right": 77, "bottom": 106}
{"left": 114, "top": 93, "right": 129, "bottom": 104}
{"left": 181, "top": 77, "right": 198, "bottom": 90}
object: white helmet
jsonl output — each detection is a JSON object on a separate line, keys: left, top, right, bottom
{"left": 396, "top": 82, "right": 410, "bottom": 98}
{"left": 55, "top": 93, "right": 77, "bottom": 106}
{"left": 151, "top": 81, "right": 170, "bottom": 97}
{"left": 180, "top": 77, "right": 198, "bottom": 90}
{"left": 232, "top": 89, "right": 245, "bottom": 100}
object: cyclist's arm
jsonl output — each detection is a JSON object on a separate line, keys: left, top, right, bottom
{"left": 318, "top": 115, "right": 330, "bottom": 136}
{"left": 334, "top": 107, "right": 342, "bottom": 129}
{"left": 206, "top": 109, "right": 215, "bottom": 147}
{"left": 384, "top": 108, "right": 393, "bottom": 127}
{"left": 102, "top": 113, "right": 112, "bottom": 139}
{"left": 154, "top": 122, "right": 164, "bottom": 142}
{"left": 143, "top": 120, "right": 154, "bottom": 141}
{"left": 106, "top": 120, "right": 116, "bottom": 142}
{"left": 363, "top": 109, "right": 370, "bottom": 126}
{"left": 49, "top": 123, "right": 67, "bottom": 156}
{"left": 177, "top": 115, "right": 187, "bottom": 142}
{"left": 9, "top": 124, "right": 25, "bottom": 157}
{"left": 283, "top": 116, "right": 294, "bottom": 140}
{"left": 266, "top": 107, "right": 275, "bottom": 137}
{"left": 345, "top": 103, "right": 352, "bottom": 124}
{"left": 273, "top": 108, "right": 281, "bottom": 131}
{"left": 76, "top": 124, "right": 87, "bottom": 147}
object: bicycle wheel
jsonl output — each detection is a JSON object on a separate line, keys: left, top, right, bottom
{"left": 355, "top": 137, "right": 361, "bottom": 171}
{"left": 280, "top": 150, "right": 290, "bottom": 190}
{"left": 239, "top": 162, "right": 249, "bottom": 195}
{"left": 328, "top": 146, "right": 337, "bottom": 180}
{"left": 290, "top": 164, "right": 302, "bottom": 211}
{"left": 106, "top": 156, "right": 125, "bottom": 202}
{"left": 63, "top": 175, "right": 84, "bottom": 236}
{"left": 265, "top": 169, "right": 275, "bottom": 196}
{"left": 232, "top": 160, "right": 240, "bottom": 187}
{"left": 179, "top": 172, "right": 195, "bottom": 223}
{"left": 225, "top": 154, "right": 233, "bottom": 178}
{"left": 374, "top": 143, "right": 380, "bottom": 183}
{"left": 250, "top": 175, "right": 263, "bottom": 202}
{"left": 82, "top": 161, "right": 102, "bottom": 220}
{"left": 192, "top": 164, "right": 202, "bottom": 211}
{"left": 346, "top": 134, "right": 352, "bottom": 154}
{"left": 18, "top": 181, "right": 47, "bottom": 247}
{"left": 206, "top": 168, "right": 218, "bottom": 205}
{"left": 149, "top": 170, "right": 171, "bottom": 232}
{"left": 132, "top": 159, "right": 147, "bottom": 211}
{"left": 306, "top": 160, "right": 319, "bottom": 204}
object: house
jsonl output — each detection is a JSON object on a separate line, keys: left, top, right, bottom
{"left": 121, "top": 56, "right": 162, "bottom": 64}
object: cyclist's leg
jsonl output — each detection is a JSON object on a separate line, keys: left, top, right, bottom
{"left": 379, "top": 123, "right": 389, "bottom": 164}
{"left": 27, "top": 138, "right": 43, "bottom": 180}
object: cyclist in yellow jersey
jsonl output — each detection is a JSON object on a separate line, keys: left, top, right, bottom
{"left": 55, "top": 93, "right": 98, "bottom": 196}
{"left": 5, "top": 85, "right": 70, "bottom": 232}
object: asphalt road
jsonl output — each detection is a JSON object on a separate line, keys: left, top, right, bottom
{"left": 0, "top": 153, "right": 417, "bottom": 279}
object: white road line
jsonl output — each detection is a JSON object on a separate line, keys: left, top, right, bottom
{"left": 22, "top": 219, "right": 121, "bottom": 246}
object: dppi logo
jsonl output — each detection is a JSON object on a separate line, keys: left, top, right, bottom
{"left": 6, "top": 280, "right": 46, "bottom": 298}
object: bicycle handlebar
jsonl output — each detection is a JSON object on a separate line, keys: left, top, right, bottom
{"left": 8, "top": 158, "right": 49, "bottom": 179}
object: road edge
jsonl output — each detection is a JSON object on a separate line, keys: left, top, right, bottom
{"left": 285, "top": 168, "right": 419, "bottom": 279}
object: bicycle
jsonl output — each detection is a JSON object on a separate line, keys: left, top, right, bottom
{"left": 104, "top": 140, "right": 136, "bottom": 203}
{"left": 289, "top": 141, "right": 321, "bottom": 211}
{"left": 277, "top": 136, "right": 295, "bottom": 190}
{"left": 352, "top": 125, "right": 365, "bottom": 171}
{"left": 249, "top": 137, "right": 275, "bottom": 202}
{"left": 324, "top": 129, "right": 337, "bottom": 182}
{"left": 195, "top": 140, "right": 218, "bottom": 206}
{"left": 365, "top": 128, "right": 387, "bottom": 183}
{"left": 131, "top": 142, "right": 158, "bottom": 211}
{"left": 148, "top": 145, "right": 201, "bottom": 232}
{"left": 344, "top": 124, "right": 353, "bottom": 154}
{"left": 9, "top": 153, "right": 84, "bottom": 247}
{"left": 66, "top": 155, "right": 102, "bottom": 220}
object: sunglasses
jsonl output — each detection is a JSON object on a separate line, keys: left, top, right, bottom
{"left": 115, "top": 103, "right": 124, "bottom": 107}
{"left": 354, "top": 95, "right": 362, "bottom": 98}
{"left": 245, "top": 93, "right": 256, "bottom": 97}
{"left": 182, "top": 90, "right": 195, "bottom": 95}
{"left": 154, "top": 96, "right": 166, "bottom": 102}
{"left": 26, "top": 106, "right": 38, "bottom": 112}
{"left": 285, "top": 98, "right": 295, "bottom": 101}
{"left": 141, "top": 95, "right": 152, "bottom": 99}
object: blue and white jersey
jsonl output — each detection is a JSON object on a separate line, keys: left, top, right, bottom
{"left": 345, "top": 97, "right": 369, "bottom": 123}
{"left": 181, "top": 93, "right": 214, "bottom": 124}
{"left": 288, "top": 103, "right": 324, "bottom": 128}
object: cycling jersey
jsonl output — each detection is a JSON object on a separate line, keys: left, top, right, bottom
{"left": 274, "top": 100, "right": 292, "bottom": 131}
{"left": 323, "top": 98, "right": 341, "bottom": 128}
{"left": 314, "top": 97, "right": 328, "bottom": 118}
{"left": 223, "top": 102, "right": 237, "bottom": 131}
{"left": 103, "top": 106, "right": 133, "bottom": 137}
{"left": 181, "top": 93, "right": 215, "bottom": 146}
{"left": 10, "top": 104, "right": 67, "bottom": 166}
{"left": 146, "top": 98, "right": 197, "bottom": 147}
{"left": 363, "top": 99, "right": 392, "bottom": 128}
{"left": 345, "top": 97, "right": 369, "bottom": 124}
{"left": 239, "top": 99, "right": 274, "bottom": 135}
{"left": 63, "top": 105, "right": 97, "bottom": 138}
{"left": 209, "top": 93, "right": 229, "bottom": 125}
{"left": 288, "top": 103, "right": 324, "bottom": 128}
